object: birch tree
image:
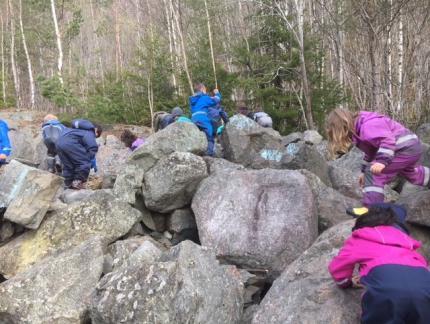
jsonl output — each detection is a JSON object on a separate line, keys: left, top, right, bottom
{"left": 8, "top": 0, "right": 21, "bottom": 108}
{"left": 50, "top": 0, "right": 64, "bottom": 85}
{"left": 19, "top": 0, "right": 35, "bottom": 109}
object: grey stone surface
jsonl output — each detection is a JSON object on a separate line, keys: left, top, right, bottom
{"left": 166, "top": 208, "right": 197, "bottom": 233}
{"left": 0, "top": 191, "right": 142, "bottom": 278}
{"left": 90, "top": 241, "right": 244, "bottom": 324}
{"left": 192, "top": 169, "right": 318, "bottom": 277}
{"left": 0, "top": 160, "right": 63, "bottom": 229}
{"left": 281, "top": 132, "right": 303, "bottom": 146}
{"left": 303, "top": 130, "right": 323, "bottom": 145}
{"left": 282, "top": 142, "right": 331, "bottom": 186}
{"left": 398, "top": 191, "right": 430, "bottom": 227}
{"left": 252, "top": 220, "right": 361, "bottom": 324}
{"left": 203, "top": 156, "right": 245, "bottom": 175}
{"left": 0, "top": 237, "right": 104, "bottom": 324}
{"left": 298, "top": 170, "right": 358, "bottom": 232}
{"left": 221, "top": 114, "right": 284, "bottom": 169}
{"left": 142, "top": 152, "right": 208, "bottom": 213}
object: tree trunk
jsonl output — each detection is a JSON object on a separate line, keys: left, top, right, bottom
{"left": 50, "top": 0, "right": 63, "bottom": 85}
{"left": 114, "top": 0, "right": 123, "bottom": 80}
{"left": 162, "top": 0, "right": 178, "bottom": 92}
{"left": 0, "top": 14, "right": 5, "bottom": 105}
{"left": 397, "top": 9, "right": 403, "bottom": 113}
{"left": 295, "top": 0, "right": 315, "bottom": 129}
{"left": 204, "top": 0, "right": 217, "bottom": 88}
{"left": 171, "top": 0, "right": 193, "bottom": 93}
{"left": 89, "top": 0, "right": 105, "bottom": 90}
{"left": 19, "top": 0, "right": 35, "bottom": 109}
{"left": 8, "top": 0, "right": 21, "bottom": 109}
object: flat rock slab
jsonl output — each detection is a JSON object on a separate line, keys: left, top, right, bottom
{"left": 0, "top": 160, "right": 63, "bottom": 229}
{"left": 0, "top": 237, "right": 104, "bottom": 324}
{"left": 0, "top": 191, "right": 142, "bottom": 278}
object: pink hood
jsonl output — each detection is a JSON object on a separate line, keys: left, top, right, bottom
{"left": 329, "top": 226, "right": 427, "bottom": 288}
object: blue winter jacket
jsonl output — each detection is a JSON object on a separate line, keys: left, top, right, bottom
{"left": 57, "top": 119, "right": 99, "bottom": 160}
{"left": 0, "top": 119, "right": 12, "bottom": 156}
{"left": 189, "top": 91, "right": 221, "bottom": 115}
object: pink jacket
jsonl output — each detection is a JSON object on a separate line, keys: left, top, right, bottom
{"left": 328, "top": 225, "right": 427, "bottom": 288}
{"left": 353, "top": 111, "right": 418, "bottom": 169}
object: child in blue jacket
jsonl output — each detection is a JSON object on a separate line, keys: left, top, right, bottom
{"left": 56, "top": 119, "right": 102, "bottom": 189}
{"left": 0, "top": 119, "right": 12, "bottom": 165}
{"left": 189, "top": 83, "right": 221, "bottom": 156}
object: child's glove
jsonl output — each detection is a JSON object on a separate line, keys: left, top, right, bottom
{"left": 216, "top": 125, "right": 225, "bottom": 136}
{"left": 91, "top": 159, "right": 98, "bottom": 173}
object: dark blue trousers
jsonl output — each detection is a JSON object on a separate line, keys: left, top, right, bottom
{"left": 361, "top": 265, "right": 430, "bottom": 324}
{"left": 56, "top": 140, "right": 91, "bottom": 187}
{"left": 192, "top": 114, "right": 214, "bottom": 156}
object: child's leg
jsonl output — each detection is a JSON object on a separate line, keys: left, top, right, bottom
{"left": 57, "top": 149, "right": 74, "bottom": 188}
{"left": 75, "top": 160, "right": 92, "bottom": 183}
{"left": 362, "top": 169, "right": 397, "bottom": 206}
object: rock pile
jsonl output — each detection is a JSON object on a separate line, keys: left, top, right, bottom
{"left": 0, "top": 111, "right": 429, "bottom": 323}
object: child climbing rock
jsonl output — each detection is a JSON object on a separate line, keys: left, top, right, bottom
{"left": 56, "top": 119, "right": 102, "bottom": 189}
{"left": 120, "top": 129, "right": 145, "bottom": 152}
{"left": 42, "top": 114, "right": 65, "bottom": 173}
{"left": 0, "top": 119, "right": 11, "bottom": 165}
{"left": 326, "top": 108, "right": 429, "bottom": 207}
{"left": 329, "top": 204, "right": 430, "bottom": 323}
{"left": 189, "top": 83, "right": 221, "bottom": 156}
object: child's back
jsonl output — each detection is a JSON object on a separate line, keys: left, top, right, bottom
{"left": 329, "top": 205, "right": 430, "bottom": 323}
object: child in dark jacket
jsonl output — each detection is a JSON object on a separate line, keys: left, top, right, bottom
{"left": 56, "top": 119, "right": 102, "bottom": 189}
{"left": 329, "top": 204, "right": 430, "bottom": 324}
{"left": 42, "top": 114, "right": 65, "bottom": 173}
{"left": 326, "top": 108, "right": 429, "bottom": 206}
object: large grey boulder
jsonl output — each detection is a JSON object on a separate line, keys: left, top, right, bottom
{"left": 130, "top": 122, "right": 207, "bottom": 173}
{"left": 0, "top": 191, "right": 142, "bottom": 278}
{"left": 398, "top": 191, "right": 430, "bottom": 227}
{"left": 203, "top": 156, "right": 245, "bottom": 175}
{"left": 192, "top": 169, "right": 318, "bottom": 277}
{"left": 299, "top": 170, "right": 359, "bottom": 232}
{"left": 106, "top": 236, "right": 164, "bottom": 272}
{"left": 282, "top": 142, "right": 331, "bottom": 186}
{"left": 0, "top": 237, "right": 104, "bottom": 324}
{"left": 303, "top": 130, "right": 323, "bottom": 145}
{"left": 252, "top": 220, "right": 361, "bottom": 324}
{"left": 281, "top": 132, "right": 302, "bottom": 146}
{"left": 221, "top": 114, "right": 284, "bottom": 169}
{"left": 0, "top": 160, "right": 63, "bottom": 229}
{"left": 94, "top": 135, "right": 129, "bottom": 178}
{"left": 90, "top": 240, "right": 244, "bottom": 324}
{"left": 9, "top": 128, "right": 48, "bottom": 168}
{"left": 113, "top": 164, "right": 145, "bottom": 205}
{"left": 142, "top": 152, "right": 208, "bottom": 213}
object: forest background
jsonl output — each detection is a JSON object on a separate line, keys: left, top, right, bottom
{"left": 1, "top": 0, "right": 430, "bottom": 134}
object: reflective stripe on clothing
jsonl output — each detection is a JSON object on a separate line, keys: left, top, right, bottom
{"left": 192, "top": 111, "right": 207, "bottom": 117}
{"left": 424, "top": 167, "right": 430, "bottom": 186}
{"left": 377, "top": 147, "right": 395, "bottom": 156}
{"left": 396, "top": 134, "right": 418, "bottom": 145}
{"left": 363, "top": 186, "right": 385, "bottom": 194}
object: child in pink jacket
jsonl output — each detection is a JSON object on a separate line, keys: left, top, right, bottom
{"left": 329, "top": 204, "right": 430, "bottom": 323}
{"left": 326, "top": 108, "right": 429, "bottom": 207}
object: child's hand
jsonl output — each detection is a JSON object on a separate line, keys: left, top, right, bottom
{"left": 352, "top": 275, "right": 364, "bottom": 289}
{"left": 370, "top": 162, "right": 385, "bottom": 174}
{"left": 358, "top": 174, "right": 364, "bottom": 188}
{"left": 213, "top": 88, "right": 219, "bottom": 94}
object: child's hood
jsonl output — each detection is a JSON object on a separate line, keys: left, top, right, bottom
{"left": 71, "top": 119, "right": 95, "bottom": 131}
{"left": 42, "top": 119, "right": 63, "bottom": 127}
{"left": 189, "top": 92, "right": 205, "bottom": 106}
{"left": 352, "top": 225, "right": 421, "bottom": 250}
{"left": 355, "top": 111, "right": 384, "bottom": 136}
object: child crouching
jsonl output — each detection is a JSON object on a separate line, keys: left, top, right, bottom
{"left": 329, "top": 204, "right": 430, "bottom": 323}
